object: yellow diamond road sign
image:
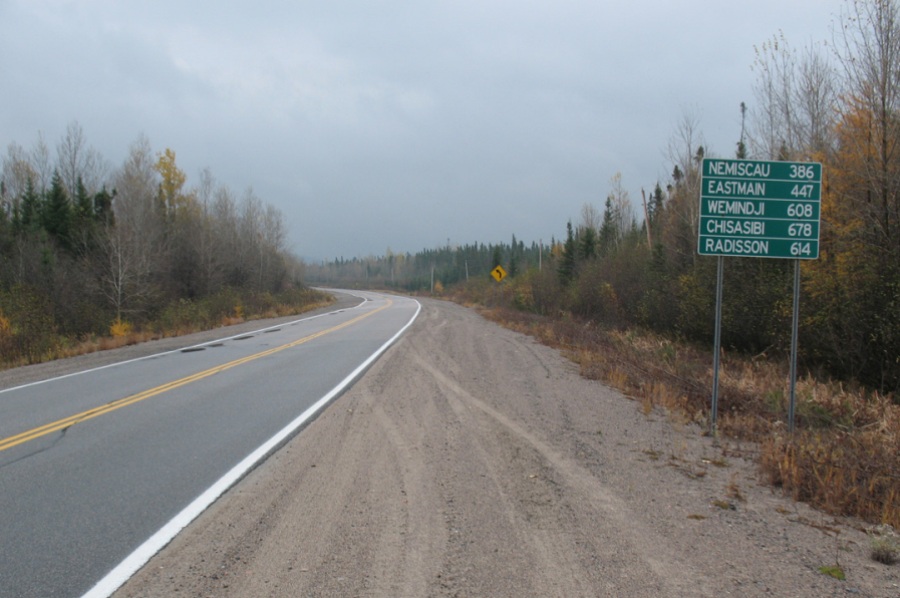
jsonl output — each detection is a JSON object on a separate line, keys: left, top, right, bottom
{"left": 491, "top": 265, "right": 507, "bottom": 282}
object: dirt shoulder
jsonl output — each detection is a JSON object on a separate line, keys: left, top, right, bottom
{"left": 105, "top": 298, "right": 899, "bottom": 597}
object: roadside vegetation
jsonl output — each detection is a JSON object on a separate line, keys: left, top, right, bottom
{"left": 308, "top": 0, "right": 900, "bottom": 533}
{"left": 449, "top": 278, "right": 899, "bottom": 530}
{"left": 0, "top": 126, "right": 329, "bottom": 369}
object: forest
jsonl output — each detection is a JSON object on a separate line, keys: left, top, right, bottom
{"left": 307, "top": 2, "right": 900, "bottom": 396}
{"left": 0, "top": 127, "right": 317, "bottom": 365}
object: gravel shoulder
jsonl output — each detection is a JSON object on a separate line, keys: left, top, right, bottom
{"left": 61, "top": 298, "right": 900, "bottom": 596}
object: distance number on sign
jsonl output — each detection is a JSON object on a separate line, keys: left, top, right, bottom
{"left": 789, "top": 164, "right": 817, "bottom": 179}
{"left": 787, "top": 203, "right": 815, "bottom": 218}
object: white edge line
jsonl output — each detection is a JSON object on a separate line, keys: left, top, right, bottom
{"left": 81, "top": 296, "right": 420, "bottom": 598}
{"left": 0, "top": 292, "right": 368, "bottom": 395}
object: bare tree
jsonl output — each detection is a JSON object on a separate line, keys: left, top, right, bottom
{"left": 663, "top": 110, "right": 706, "bottom": 266}
{"left": 30, "top": 133, "right": 52, "bottom": 193}
{"left": 192, "top": 167, "right": 225, "bottom": 295}
{"left": 579, "top": 202, "right": 601, "bottom": 232}
{"left": 749, "top": 32, "right": 838, "bottom": 161}
{"left": 749, "top": 32, "right": 797, "bottom": 159}
{"left": 260, "top": 203, "right": 288, "bottom": 290}
{"left": 607, "top": 172, "right": 635, "bottom": 249}
{"left": 101, "top": 135, "right": 166, "bottom": 318}
{"left": 56, "top": 121, "right": 107, "bottom": 198}
{"left": 794, "top": 43, "right": 838, "bottom": 158}
{"left": 1, "top": 142, "right": 36, "bottom": 207}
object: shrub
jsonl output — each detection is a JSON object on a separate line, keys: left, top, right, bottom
{"left": 110, "top": 317, "right": 132, "bottom": 337}
{"left": 869, "top": 525, "right": 899, "bottom": 565}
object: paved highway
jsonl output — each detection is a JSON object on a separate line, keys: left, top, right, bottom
{"left": 0, "top": 291, "right": 419, "bottom": 598}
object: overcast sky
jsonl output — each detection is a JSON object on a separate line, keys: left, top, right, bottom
{"left": 0, "top": 0, "right": 841, "bottom": 261}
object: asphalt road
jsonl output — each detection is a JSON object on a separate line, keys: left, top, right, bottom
{"left": 0, "top": 291, "right": 419, "bottom": 598}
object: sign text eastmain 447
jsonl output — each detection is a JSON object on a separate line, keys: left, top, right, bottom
{"left": 698, "top": 158, "right": 822, "bottom": 260}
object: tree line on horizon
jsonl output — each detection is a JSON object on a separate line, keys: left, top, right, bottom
{"left": 0, "top": 123, "right": 304, "bottom": 362}
{"left": 308, "top": 0, "right": 900, "bottom": 395}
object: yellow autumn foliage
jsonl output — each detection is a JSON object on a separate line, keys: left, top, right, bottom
{"left": 110, "top": 317, "right": 132, "bottom": 337}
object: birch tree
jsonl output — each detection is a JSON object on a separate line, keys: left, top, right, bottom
{"left": 100, "top": 135, "right": 165, "bottom": 318}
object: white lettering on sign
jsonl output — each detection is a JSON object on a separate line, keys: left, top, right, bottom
{"left": 707, "top": 161, "right": 771, "bottom": 178}
{"left": 706, "top": 180, "right": 766, "bottom": 196}
{"left": 703, "top": 238, "right": 770, "bottom": 255}
{"left": 705, "top": 220, "right": 765, "bottom": 235}
{"left": 705, "top": 200, "right": 765, "bottom": 216}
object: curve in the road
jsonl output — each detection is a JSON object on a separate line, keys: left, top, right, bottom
{"left": 76, "top": 294, "right": 420, "bottom": 598}
{"left": 0, "top": 298, "right": 392, "bottom": 454}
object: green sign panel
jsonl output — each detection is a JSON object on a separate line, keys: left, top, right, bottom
{"left": 698, "top": 158, "right": 822, "bottom": 259}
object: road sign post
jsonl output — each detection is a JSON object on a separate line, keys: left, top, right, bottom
{"left": 698, "top": 159, "right": 822, "bottom": 434}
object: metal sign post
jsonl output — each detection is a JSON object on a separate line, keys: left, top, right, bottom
{"left": 711, "top": 256, "right": 724, "bottom": 434}
{"left": 789, "top": 260, "right": 801, "bottom": 433}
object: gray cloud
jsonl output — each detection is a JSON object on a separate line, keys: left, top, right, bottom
{"left": 0, "top": 0, "right": 839, "bottom": 260}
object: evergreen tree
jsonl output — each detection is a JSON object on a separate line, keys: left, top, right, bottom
{"left": 648, "top": 183, "right": 665, "bottom": 231}
{"left": 578, "top": 225, "right": 597, "bottom": 260}
{"left": 42, "top": 170, "right": 72, "bottom": 249}
{"left": 599, "top": 196, "right": 617, "bottom": 256}
{"left": 509, "top": 251, "right": 519, "bottom": 277}
{"left": 491, "top": 245, "right": 503, "bottom": 270}
{"left": 508, "top": 234, "right": 520, "bottom": 277}
{"left": 19, "top": 177, "right": 41, "bottom": 233}
{"left": 74, "top": 176, "right": 93, "bottom": 221}
{"left": 558, "top": 220, "right": 577, "bottom": 284}
{"left": 93, "top": 186, "right": 114, "bottom": 226}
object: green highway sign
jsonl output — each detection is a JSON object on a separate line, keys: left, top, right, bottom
{"left": 698, "top": 158, "right": 822, "bottom": 259}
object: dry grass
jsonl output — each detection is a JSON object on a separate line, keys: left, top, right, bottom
{"left": 868, "top": 525, "right": 899, "bottom": 565}
{"left": 726, "top": 473, "right": 745, "bottom": 502}
{"left": 0, "top": 292, "right": 335, "bottom": 370}
{"left": 467, "top": 301, "right": 900, "bottom": 529}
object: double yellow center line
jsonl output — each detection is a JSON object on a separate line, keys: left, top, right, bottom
{"left": 0, "top": 300, "right": 391, "bottom": 453}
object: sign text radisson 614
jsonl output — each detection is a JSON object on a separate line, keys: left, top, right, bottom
{"left": 697, "top": 158, "right": 822, "bottom": 260}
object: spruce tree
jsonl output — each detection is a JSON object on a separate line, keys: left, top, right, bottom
{"left": 42, "top": 170, "right": 72, "bottom": 250}
{"left": 492, "top": 246, "right": 503, "bottom": 270}
{"left": 509, "top": 234, "right": 519, "bottom": 277}
{"left": 93, "top": 186, "right": 115, "bottom": 225}
{"left": 558, "top": 220, "right": 576, "bottom": 284}
{"left": 578, "top": 225, "right": 597, "bottom": 261}
{"left": 74, "top": 176, "right": 93, "bottom": 221}
{"left": 599, "top": 197, "right": 617, "bottom": 256}
{"left": 19, "top": 177, "right": 41, "bottom": 233}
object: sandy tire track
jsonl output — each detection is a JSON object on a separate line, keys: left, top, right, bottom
{"left": 114, "top": 298, "right": 899, "bottom": 598}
